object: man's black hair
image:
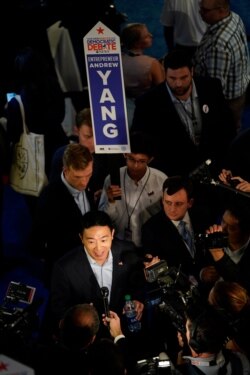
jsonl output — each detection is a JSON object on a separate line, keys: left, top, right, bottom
{"left": 163, "top": 175, "right": 194, "bottom": 199}
{"left": 163, "top": 49, "right": 193, "bottom": 71}
{"left": 129, "top": 130, "right": 155, "bottom": 158}
{"left": 80, "top": 210, "right": 114, "bottom": 232}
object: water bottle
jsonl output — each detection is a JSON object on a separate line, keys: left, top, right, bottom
{"left": 124, "top": 294, "right": 141, "bottom": 333}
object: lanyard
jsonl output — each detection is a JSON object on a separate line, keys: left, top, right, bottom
{"left": 124, "top": 168, "right": 151, "bottom": 229}
{"left": 176, "top": 95, "right": 197, "bottom": 143}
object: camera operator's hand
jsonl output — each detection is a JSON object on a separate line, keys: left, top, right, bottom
{"left": 206, "top": 224, "right": 222, "bottom": 235}
{"left": 143, "top": 254, "right": 160, "bottom": 268}
{"left": 218, "top": 169, "right": 232, "bottom": 185}
{"left": 230, "top": 176, "right": 250, "bottom": 193}
{"left": 200, "top": 266, "right": 220, "bottom": 284}
{"left": 205, "top": 225, "right": 226, "bottom": 260}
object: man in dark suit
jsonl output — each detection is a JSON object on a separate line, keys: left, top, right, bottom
{"left": 131, "top": 49, "right": 236, "bottom": 177}
{"left": 30, "top": 143, "right": 96, "bottom": 285}
{"left": 48, "top": 210, "right": 145, "bottom": 343}
{"left": 142, "top": 176, "right": 209, "bottom": 281}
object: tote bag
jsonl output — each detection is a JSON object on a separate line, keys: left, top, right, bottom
{"left": 10, "top": 95, "right": 48, "bottom": 196}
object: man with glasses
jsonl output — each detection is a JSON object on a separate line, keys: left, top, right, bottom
{"left": 98, "top": 131, "right": 167, "bottom": 249}
{"left": 193, "top": 0, "right": 250, "bottom": 131}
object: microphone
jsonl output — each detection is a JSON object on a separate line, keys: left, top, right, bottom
{"left": 100, "top": 286, "right": 110, "bottom": 317}
{"left": 189, "top": 159, "right": 212, "bottom": 184}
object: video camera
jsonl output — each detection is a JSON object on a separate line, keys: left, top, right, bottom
{"left": 136, "top": 352, "right": 173, "bottom": 374}
{"left": 145, "top": 261, "right": 200, "bottom": 334}
{"left": 0, "top": 281, "right": 41, "bottom": 345}
{"left": 195, "top": 231, "right": 228, "bottom": 250}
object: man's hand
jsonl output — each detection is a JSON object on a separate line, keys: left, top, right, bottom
{"left": 143, "top": 254, "right": 160, "bottom": 268}
{"left": 106, "top": 185, "right": 122, "bottom": 202}
{"left": 218, "top": 169, "right": 232, "bottom": 185}
{"left": 103, "top": 310, "right": 124, "bottom": 339}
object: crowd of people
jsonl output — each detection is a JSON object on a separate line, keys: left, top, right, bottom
{"left": 1, "top": 0, "right": 250, "bottom": 374}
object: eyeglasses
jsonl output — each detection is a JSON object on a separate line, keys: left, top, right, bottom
{"left": 125, "top": 156, "right": 148, "bottom": 166}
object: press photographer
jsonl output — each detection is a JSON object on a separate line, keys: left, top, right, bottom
{"left": 200, "top": 197, "right": 250, "bottom": 293}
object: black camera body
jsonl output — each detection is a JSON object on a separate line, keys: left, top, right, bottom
{"left": 0, "top": 282, "right": 40, "bottom": 345}
{"left": 136, "top": 354, "right": 172, "bottom": 374}
{"left": 145, "top": 261, "right": 200, "bottom": 334}
{"left": 196, "top": 232, "right": 228, "bottom": 249}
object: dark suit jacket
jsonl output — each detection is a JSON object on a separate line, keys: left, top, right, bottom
{"left": 141, "top": 210, "right": 207, "bottom": 280}
{"left": 50, "top": 239, "right": 145, "bottom": 328}
{"left": 210, "top": 241, "right": 250, "bottom": 293}
{"left": 31, "top": 177, "right": 96, "bottom": 278}
{"left": 132, "top": 77, "right": 236, "bottom": 176}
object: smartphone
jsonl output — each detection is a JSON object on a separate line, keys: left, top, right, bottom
{"left": 110, "top": 169, "right": 121, "bottom": 200}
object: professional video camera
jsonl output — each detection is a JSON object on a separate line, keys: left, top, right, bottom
{"left": 145, "top": 261, "right": 201, "bottom": 334}
{"left": 136, "top": 352, "right": 174, "bottom": 374}
{"left": 0, "top": 281, "right": 41, "bottom": 348}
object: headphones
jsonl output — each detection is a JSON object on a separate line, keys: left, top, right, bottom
{"left": 188, "top": 311, "right": 214, "bottom": 354}
{"left": 189, "top": 314, "right": 205, "bottom": 354}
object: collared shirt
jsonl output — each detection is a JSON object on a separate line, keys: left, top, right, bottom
{"left": 61, "top": 171, "right": 90, "bottom": 215}
{"left": 167, "top": 81, "right": 202, "bottom": 145}
{"left": 224, "top": 236, "right": 250, "bottom": 264}
{"left": 193, "top": 12, "right": 250, "bottom": 99}
{"left": 84, "top": 247, "right": 113, "bottom": 302}
{"left": 183, "top": 349, "right": 250, "bottom": 374}
{"left": 98, "top": 166, "right": 167, "bottom": 247}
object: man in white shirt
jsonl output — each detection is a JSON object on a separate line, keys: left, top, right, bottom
{"left": 98, "top": 131, "right": 167, "bottom": 248}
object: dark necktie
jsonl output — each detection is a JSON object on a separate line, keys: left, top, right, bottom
{"left": 178, "top": 220, "right": 194, "bottom": 257}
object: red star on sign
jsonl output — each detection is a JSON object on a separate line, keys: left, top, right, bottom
{"left": 97, "top": 27, "right": 104, "bottom": 34}
{"left": 0, "top": 361, "right": 8, "bottom": 370}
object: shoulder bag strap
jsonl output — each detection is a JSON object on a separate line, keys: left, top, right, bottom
{"left": 14, "top": 95, "right": 29, "bottom": 134}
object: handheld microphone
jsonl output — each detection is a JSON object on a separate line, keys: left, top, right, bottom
{"left": 100, "top": 286, "right": 110, "bottom": 317}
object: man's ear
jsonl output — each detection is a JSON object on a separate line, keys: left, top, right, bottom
{"left": 111, "top": 229, "right": 115, "bottom": 239}
{"left": 188, "top": 198, "right": 194, "bottom": 208}
{"left": 73, "top": 126, "right": 79, "bottom": 136}
{"left": 59, "top": 318, "right": 64, "bottom": 330}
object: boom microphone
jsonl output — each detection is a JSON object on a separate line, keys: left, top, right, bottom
{"left": 189, "top": 159, "right": 212, "bottom": 183}
{"left": 100, "top": 286, "right": 110, "bottom": 317}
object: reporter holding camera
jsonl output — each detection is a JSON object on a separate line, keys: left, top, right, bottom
{"left": 200, "top": 197, "right": 250, "bottom": 293}
{"left": 141, "top": 175, "right": 209, "bottom": 282}
{"left": 175, "top": 303, "right": 250, "bottom": 374}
